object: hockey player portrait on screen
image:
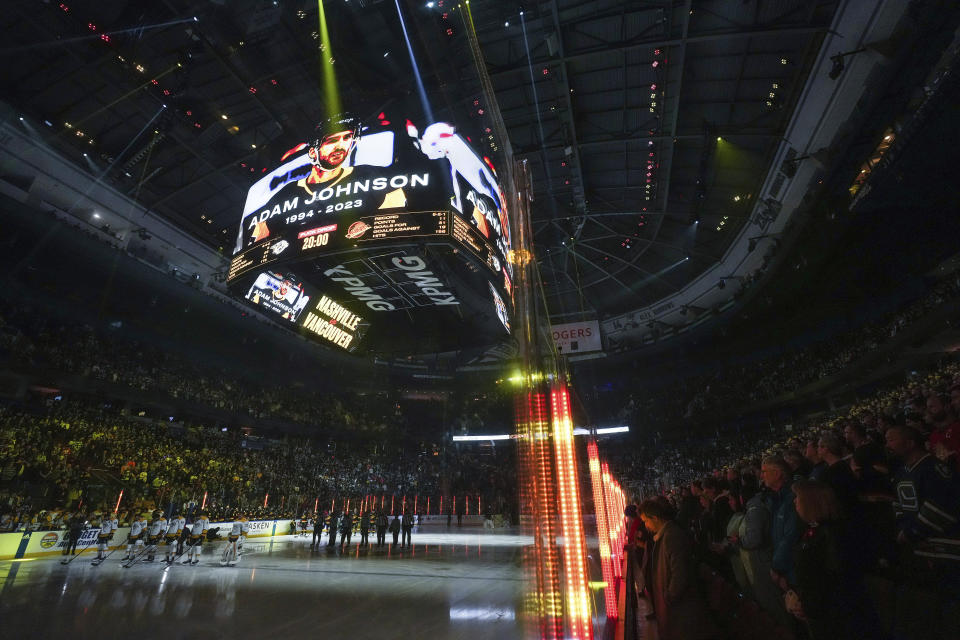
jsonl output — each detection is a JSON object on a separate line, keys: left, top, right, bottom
{"left": 234, "top": 111, "right": 512, "bottom": 279}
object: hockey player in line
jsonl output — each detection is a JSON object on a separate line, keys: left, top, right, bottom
{"left": 222, "top": 517, "right": 245, "bottom": 565}
{"left": 164, "top": 512, "right": 186, "bottom": 564}
{"left": 122, "top": 515, "right": 148, "bottom": 562}
{"left": 93, "top": 512, "right": 119, "bottom": 563}
{"left": 144, "top": 512, "right": 168, "bottom": 562}
{"left": 237, "top": 514, "right": 250, "bottom": 554}
{"left": 182, "top": 512, "right": 210, "bottom": 565}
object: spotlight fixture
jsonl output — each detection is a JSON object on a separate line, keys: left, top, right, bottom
{"left": 829, "top": 56, "right": 844, "bottom": 79}
{"left": 828, "top": 48, "right": 866, "bottom": 80}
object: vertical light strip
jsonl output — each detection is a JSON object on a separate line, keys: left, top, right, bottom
{"left": 587, "top": 441, "right": 618, "bottom": 620}
{"left": 601, "top": 466, "right": 621, "bottom": 578}
{"left": 532, "top": 391, "right": 563, "bottom": 637}
{"left": 550, "top": 384, "right": 593, "bottom": 639}
{"left": 518, "top": 389, "right": 563, "bottom": 639}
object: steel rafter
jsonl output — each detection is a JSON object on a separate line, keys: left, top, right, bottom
{"left": 488, "top": 24, "right": 825, "bottom": 81}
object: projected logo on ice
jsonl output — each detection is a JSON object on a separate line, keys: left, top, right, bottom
{"left": 235, "top": 113, "right": 511, "bottom": 279}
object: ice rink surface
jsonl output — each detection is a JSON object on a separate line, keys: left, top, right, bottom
{"left": 0, "top": 526, "right": 528, "bottom": 639}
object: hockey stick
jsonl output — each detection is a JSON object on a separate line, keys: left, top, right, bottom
{"left": 125, "top": 539, "right": 160, "bottom": 568}
{"left": 120, "top": 543, "right": 149, "bottom": 568}
{"left": 160, "top": 545, "right": 189, "bottom": 568}
{"left": 60, "top": 538, "right": 96, "bottom": 565}
{"left": 90, "top": 545, "right": 120, "bottom": 566}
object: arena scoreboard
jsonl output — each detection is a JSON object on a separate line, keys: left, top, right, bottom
{"left": 226, "top": 114, "right": 514, "bottom": 354}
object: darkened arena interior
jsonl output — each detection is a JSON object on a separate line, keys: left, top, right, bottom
{"left": 1, "top": 1, "right": 959, "bottom": 639}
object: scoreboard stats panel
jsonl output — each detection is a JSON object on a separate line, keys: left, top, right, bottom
{"left": 226, "top": 113, "right": 514, "bottom": 355}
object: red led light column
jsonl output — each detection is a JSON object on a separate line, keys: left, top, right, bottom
{"left": 550, "top": 384, "right": 593, "bottom": 639}
{"left": 517, "top": 391, "right": 563, "bottom": 639}
{"left": 587, "top": 440, "right": 617, "bottom": 620}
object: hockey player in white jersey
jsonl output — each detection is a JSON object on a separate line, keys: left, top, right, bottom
{"left": 183, "top": 512, "right": 210, "bottom": 565}
{"left": 239, "top": 515, "right": 250, "bottom": 552}
{"left": 93, "top": 512, "right": 118, "bottom": 562}
{"left": 145, "top": 512, "right": 167, "bottom": 562}
{"left": 221, "top": 514, "right": 246, "bottom": 565}
{"left": 123, "top": 515, "right": 148, "bottom": 561}
{"left": 164, "top": 513, "right": 186, "bottom": 564}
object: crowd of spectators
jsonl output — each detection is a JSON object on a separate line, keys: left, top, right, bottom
{"left": 0, "top": 400, "right": 516, "bottom": 533}
{"left": 612, "top": 275, "right": 960, "bottom": 430}
{"left": 617, "top": 358, "right": 960, "bottom": 639}
{"left": 0, "top": 307, "right": 387, "bottom": 430}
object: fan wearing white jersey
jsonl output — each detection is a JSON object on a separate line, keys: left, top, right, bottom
{"left": 145, "top": 513, "right": 167, "bottom": 562}
{"left": 164, "top": 513, "right": 186, "bottom": 563}
{"left": 183, "top": 513, "right": 210, "bottom": 565}
{"left": 123, "top": 515, "right": 148, "bottom": 560}
{"left": 94, "top": 512, "right": 118, "bottom": 561}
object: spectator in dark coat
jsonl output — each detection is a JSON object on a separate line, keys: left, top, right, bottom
{"left": 639, "top": 499, "right": 719, "bottom": 640}
{"left": 761, "top": 455, "right": 801, "bottom": 588}
{"left": 787, "top": 480, "right": 880, "bottom": 640}
{"left": 818, "top": 433, "right": 859, "bottom": 515}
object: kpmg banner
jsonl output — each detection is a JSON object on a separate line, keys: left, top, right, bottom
{"left": 234, "top": 114, "right": 512, "bottom": 285}
{"left": 552, "top": 321, "right": 602, "bottom": 354}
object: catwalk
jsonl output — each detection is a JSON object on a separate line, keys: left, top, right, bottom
{"left": 0, "top": 526, "right": 526, "bottom": 639}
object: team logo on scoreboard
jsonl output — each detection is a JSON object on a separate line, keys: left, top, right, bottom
{"left": 269, "top": 240, "right": 289, "bottom": 256}
{"left": 345, "top": 221, "right": 371, "bottom": 239}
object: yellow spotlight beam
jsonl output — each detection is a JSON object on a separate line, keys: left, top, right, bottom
{"left": 317, "top": 0, "right": 342, "bottom": 117}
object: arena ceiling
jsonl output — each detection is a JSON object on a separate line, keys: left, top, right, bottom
{"left": 1, "top": 0, "right": 841, "bottom": 325}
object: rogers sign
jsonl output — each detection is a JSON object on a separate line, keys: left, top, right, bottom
{"left": 551, "top": 320, "right": 602, "bottom": 354}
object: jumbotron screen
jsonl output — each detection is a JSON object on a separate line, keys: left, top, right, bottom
{"left": 226, "top": 112, "right": 513, "bottom": 353}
